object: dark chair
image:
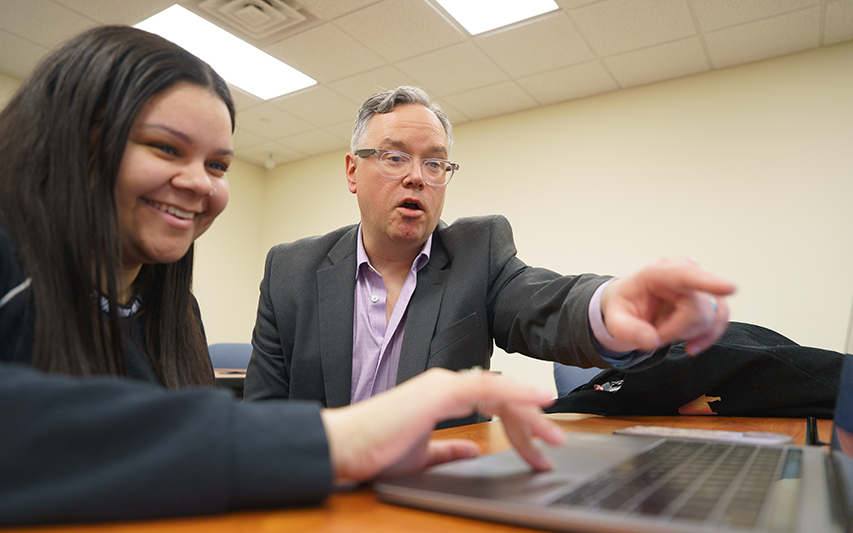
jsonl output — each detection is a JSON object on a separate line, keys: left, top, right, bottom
{"left": 209, "top": 343, "right": 252, "bottom": 398}
{"left": 553, "top": 362, "right": 600, "bottom": 397}
{"left": 208, "top": 342, "right": 252, "bottom": 369}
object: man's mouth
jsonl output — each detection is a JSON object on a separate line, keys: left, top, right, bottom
{"left": 143, "top": 199, "right": 195, "bottom": 220}
{"left": 400, "top": 200, "right": 422, "bottom": 211}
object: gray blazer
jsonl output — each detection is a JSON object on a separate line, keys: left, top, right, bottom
{"left": 245, "top": 215, "right": 661, "bottom": 407}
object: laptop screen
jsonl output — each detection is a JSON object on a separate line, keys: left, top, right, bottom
{"left": 834, "top": 354, "right": 853, "bottom": 450}
{"left": 831, "top": 354, "right": 853, "bottom": 515}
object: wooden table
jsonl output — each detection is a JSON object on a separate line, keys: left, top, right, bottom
{"left": 213, "top": 369, "right": 246, "bottom": 398}
{"left": 3, "top": 414, "right": 832, "bottom": 533}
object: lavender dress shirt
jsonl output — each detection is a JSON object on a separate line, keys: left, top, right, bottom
{"left": 351, "top": 227, "right": 431, "bottom": 403}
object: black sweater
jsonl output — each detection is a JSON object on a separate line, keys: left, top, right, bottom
{"left": 0, "top": 222, "right": 333, "bottom": 525}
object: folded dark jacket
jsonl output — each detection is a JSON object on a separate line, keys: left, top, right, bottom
{"left": 547, "top": 322, "right": 844, "bottom": 419}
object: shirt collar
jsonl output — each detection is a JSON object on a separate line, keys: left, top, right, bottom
{"left": 98, "top": 293, "right": 141, "bottom": 318}
{"left": 356, "top": 224, "right": 432, "bottom": 280}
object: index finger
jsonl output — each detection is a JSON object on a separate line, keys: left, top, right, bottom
{"left": 495, "top": 403, "right": 564, "bottom": 471}
{"left": 647, "top": 260, "right": 736, "bottom": 297}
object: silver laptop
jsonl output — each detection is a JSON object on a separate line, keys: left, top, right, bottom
{"left": 374, "top": 355, "right": 853, "bottom": 532}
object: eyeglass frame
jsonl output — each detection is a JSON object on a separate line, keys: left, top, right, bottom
{"left": 354, "top": 148, "right": 459, "bottom": 187}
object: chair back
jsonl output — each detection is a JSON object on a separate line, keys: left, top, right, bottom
{"left": 553, "top": 363, "right": 600, "bottom": 397}
{"left": 208, "top": 343, "right": 252, "bottom": 370}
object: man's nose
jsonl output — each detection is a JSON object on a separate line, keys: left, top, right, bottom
{"left": 402, "top": 160, "right": 425, "bottom": 187}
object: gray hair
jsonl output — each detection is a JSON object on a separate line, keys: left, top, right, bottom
{"left": 350, "top": 86, "right": 453, "bottom": 153}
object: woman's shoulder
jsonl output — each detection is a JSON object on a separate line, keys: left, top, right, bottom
{"left": 0, "top": 219, "right": 27, "bottom": 296}
{"left": 0, "top": 218, "right": 35, "bottom": 364}
{"left": 0, "top": 218, "right": 15, "bottom": 254}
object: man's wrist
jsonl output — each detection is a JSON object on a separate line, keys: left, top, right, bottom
{"left": 588, "top": 279, "right": 637, "bottom": 356}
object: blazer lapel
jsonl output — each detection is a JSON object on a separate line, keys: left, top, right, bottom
{"left": 396, "top": 230, "right": 450, "bottom": 384}
{"left": 317, "top": 228, "right": 358, "bottom": 407}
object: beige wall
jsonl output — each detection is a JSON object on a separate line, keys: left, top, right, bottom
{"left": 198, "top": 41, "right": 853, "bottom": 394}
{"left": 259, "top": 151, "right": 359, "bottom": 253}
{"left": 194, "top": 159, "right": 266, "bottom": 344}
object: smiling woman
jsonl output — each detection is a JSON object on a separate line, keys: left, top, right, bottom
{"left": 0, "top": 25, "right": 235, "bottom": 387}
{"left": 116, "top": 82, "right": 233, "bottom": 296}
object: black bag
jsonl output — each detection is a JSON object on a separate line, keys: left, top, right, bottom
{"left": 546, "top": 322, "right": 845, "bottom": 419}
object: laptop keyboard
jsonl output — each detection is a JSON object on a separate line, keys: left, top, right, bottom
{"left": 552, "top": 440, "right": 788, "bottom": 529}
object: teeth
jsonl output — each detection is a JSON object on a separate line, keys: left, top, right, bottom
{"left": 146, "top": 200, "right": 194, "bottom": 220}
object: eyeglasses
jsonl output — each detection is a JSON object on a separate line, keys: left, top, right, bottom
{"left": 355, "top": 148, "right": 459, "bottom": 187}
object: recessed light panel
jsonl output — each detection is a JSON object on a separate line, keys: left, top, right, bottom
{"left": 135, "top": 5, "right": 316, "bottom": 100}
{"left": 435, "top": 0, "right": 559, "bottom": 35}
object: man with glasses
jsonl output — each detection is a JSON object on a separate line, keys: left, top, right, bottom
{"left": 245, "top": 86, "right": 734, "bottom": 426}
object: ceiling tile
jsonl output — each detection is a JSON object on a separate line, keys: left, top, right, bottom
{"left": 0, "top": 0, "right": 847, "bottom": 170}
{"left": 296, "top": 0, "right": 381, "bottom": 20}
{"left": 228, "top": 85, "right": 265, "bottom": 114}
{"left": 516, "top": 61, "right": 618, "bottom": 105}
{"left": 326, "top": 119, "right": 357, "bottom": 147}
{"left": 238, "top": 141, "right": 308, "bottom": 168}
{"left": 0, "top": 71, "right": 20, "bottom": 106}
{"left": 570, "top": 0, "right": 696, "bottom": 57}
{"left": 270, "top": 85, "right": 359, "bottom": 127}
{"left": 690, "top": 0, "right": 819, "bottom": 32}
{"left": 52, "top": 0, "right": 175, "bottom": 25}
{"left": 555, "top": 0, "right": 603, "bottom": 7}
{"left": 0, "top": 30, "right": 50, "bottom": 79}
{"left": 705, "top": 7, "right": 821, "bottom": 68}
{"left": 336, "top": 0, "right": 466, "bottom": 62}
{"left": 432, "top": 98, "right": 471, "bottom": 127}
{"left": 232, "top": 127, "right": 266, "bottom": 153}
{"left": 327, "top": 65, "right": 422, "bottom": 104}
{"left": 0, "top": 0, "right": 94, "bottom": 48}
{"left": 443, "top": 82, "right": 538, "bottom": 121}
{"left": 605, "top": 37, "right": 709, "bottom": 88}
{"left": 237, "top": 104, "right": 314, "bottom": 139}
{"left": 396, "top": 41, "right": 508, "bottom": 96}
{"left": 278, "top": 128, "right": 350, "bottom": 156}
{"left": 263, "top": 22, "right": 386, "bottom": 83}
{"left": 475, "top": 12, "right": 595, "bottom": 78}
{"left": 825, "top": 0, "right": 853, "bottom": 45}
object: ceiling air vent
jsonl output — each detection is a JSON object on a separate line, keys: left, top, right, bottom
{"left": 185, "top": 0, "right": 321, "bottom": 46}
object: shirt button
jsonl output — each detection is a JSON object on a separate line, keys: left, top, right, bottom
{"left": 371, "top": 295, "right": 379, "bottom": 303}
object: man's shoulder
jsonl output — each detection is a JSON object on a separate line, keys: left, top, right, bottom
{"left": 434, "top": 215, "right": 515, "bottom": 259}
{"left": 438, "top": 214, "right": 511, "bottom": 234}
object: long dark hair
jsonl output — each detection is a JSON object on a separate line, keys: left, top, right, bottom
{"left": 0, "top": 26, "right": 235, "bottom": 387}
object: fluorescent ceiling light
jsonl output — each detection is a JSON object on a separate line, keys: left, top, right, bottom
{"left": 435, "top": 0, "right": 559, "bottom": 35}
{"left": 135, "top": 5, "right": 315, "bottom": 100}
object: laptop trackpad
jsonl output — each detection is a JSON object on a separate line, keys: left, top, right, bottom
{"left": 377, "top": 433, "right": 661, "bottom": 505}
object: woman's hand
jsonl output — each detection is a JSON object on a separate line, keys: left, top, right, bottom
{"left": 320, "top": 368, "right": 564, "bottom": 483}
